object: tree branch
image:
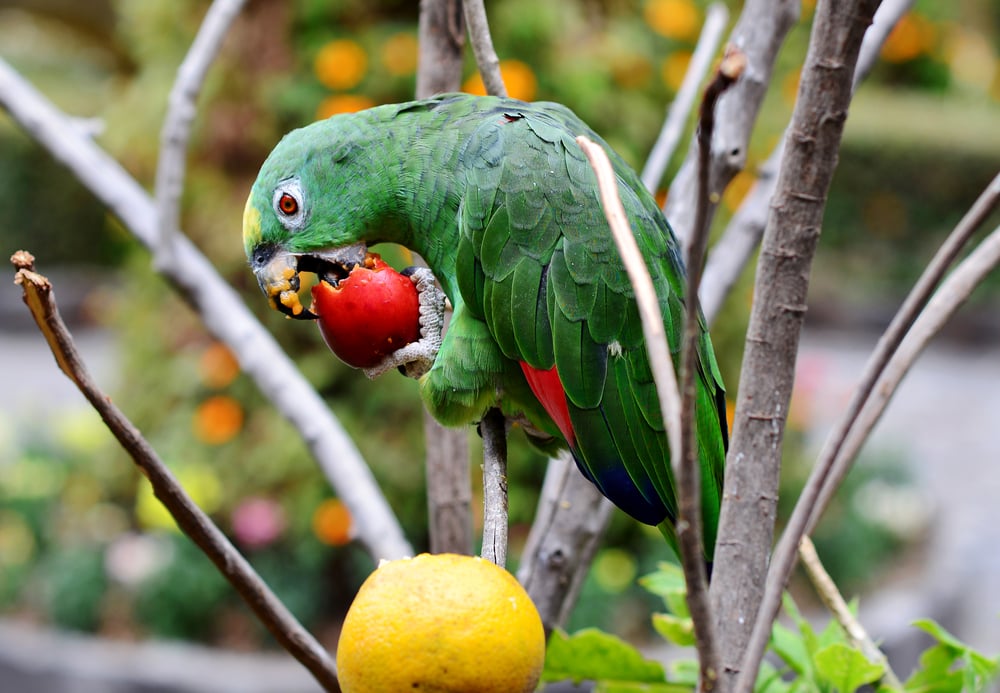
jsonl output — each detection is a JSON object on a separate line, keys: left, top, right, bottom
{"left": 677, "top": 49, "right": 747, "bottom": 691}
{"left": 154, "top": 0, "right": 245, "bottom": 268}
{"left": 664, "top": 0, "right": 799, "bottom": 247}
{"left": 0, "top": 57, "right": 412, "bottom": 563}
{"left": 462, "top": 0, "right": 507, "bottom": 97}
{"left": 641, "top": 2, "right": 729, "bottom": 194}
{"left": 578, "top": 134, "right": 732, "bottom": 683}
{"left": 517, "top": 453, "right": 614, "bottom": 635}
{"left": 577, "top": 136, "right": 683, "bottom": 461}
{"left": 699, "top": 0, "right": 916, "bottom": 325}
{"left": 480, "top": 408, "right": 509, "bottom": 567}
{"left": 417, "top": 0, "right": 466, "bottom": 99}
{"left": 417, "top": 0, "right": 474, "bottom": 557}
{"left": 11, "top": 251, "right": 341, "bottom": 693}
{"left": 709, "top": 3, "right": 883, "bottom": 691}
{"left": 806, "top": 175, "right": 1000, "bottom": 532}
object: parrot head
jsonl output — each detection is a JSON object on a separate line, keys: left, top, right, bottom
{"left": 242, "top": 119, "right": 381, "bottom": 319}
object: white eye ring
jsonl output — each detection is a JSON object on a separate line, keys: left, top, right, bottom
{"left": 272, "top": 178, "right": 307, "bottom": 231}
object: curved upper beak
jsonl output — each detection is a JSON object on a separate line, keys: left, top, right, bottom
{"left": 250, "top": 242, "right": 367, "bottom": 319}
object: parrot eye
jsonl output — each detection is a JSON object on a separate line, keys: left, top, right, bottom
{"left": 272, "top": 178, "right": 307, "bottom": 231}
{"left": 277, "top": 193, "right": 298, "bottom": 216}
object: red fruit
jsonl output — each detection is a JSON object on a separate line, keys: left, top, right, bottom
{"left": 311, "top": 254, "right": 421, "bottom": 368}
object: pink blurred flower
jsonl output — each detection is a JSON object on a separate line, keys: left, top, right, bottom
{"left": 231, "top": 497, "right": 286, "bottom": 549}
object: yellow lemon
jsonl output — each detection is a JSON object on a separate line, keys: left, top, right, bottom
{"left": 336, "top": 553, "right": 546, "bottom": 693}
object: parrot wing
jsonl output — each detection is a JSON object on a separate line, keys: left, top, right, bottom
{"left": 454, "top": 100, "right": 727, "bottom": 550}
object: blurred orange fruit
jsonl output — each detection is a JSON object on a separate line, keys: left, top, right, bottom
{"left": 463, "top": 59, "right": 538, "bottom": 101}
{"left": 312, "top": 498, "right": 353, "bottom": 546}
{"left": 645, "top": 0, "right": 700, "bottom": 41}
{"left": 193, "top": 395, "right": 243, "bottom": 445}
{"left": 881, "top": 13, "right": 936, "bottom": 64}
{"left": 314, "top": 39, "right": 368, "bottom": 90}
{"left": 199, "top": 342, "right": 240, "bottom": 389}
{"left": 316, "top": 94, "right": 376, "bottom": 120}
{"left": 381, "top": 32, "right": 418, "bottom": 76}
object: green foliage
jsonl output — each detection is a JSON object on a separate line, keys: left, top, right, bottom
{"left": 542, "top": 628, "right": 689, "bottom": 692}
{"left": 542, "top": 564, "right": 1000, "bottom": 692}
{"left": 902, "top": 620, "right": 1000, "bottom": 693}
{"left": 134, "top": 536, "right": 232, "bottom": 640}
{"left": 41, "top": 546, "right": 108, "bottom": 632}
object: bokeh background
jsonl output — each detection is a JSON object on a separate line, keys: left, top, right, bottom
{"left": 1, "top": 0, "right": 999, "bottom": 687}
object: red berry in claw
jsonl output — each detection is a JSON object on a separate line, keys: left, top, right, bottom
{"left": 311, "top": 254, "right": 421, "bottom": 369}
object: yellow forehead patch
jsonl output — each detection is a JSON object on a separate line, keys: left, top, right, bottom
{"left": 242, "top": 194, "right": 262, "bottom": 252}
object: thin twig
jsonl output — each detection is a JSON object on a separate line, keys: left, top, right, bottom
{"left": 798, "top": 536, "right": 903, "bottom": 690}
{"left": 676, "top": 48, "right": 747, "bottom": 692}
{"left": 664, "top": 0, "right": 799, "bottom": 247}
{"left": 11, "top": 251, "right": 341, "bottom": 693}
{"left": 641, "top": 2, "right": 729, "bottom": 194}
{"left": 853, "top": 0, "right": 916, "bottom": 90}
{"left": 805, "top": 179, "right": 1000, "bottom": 529}
{"left": 0, "top": 57, "right": 412, "bottom": 563}
{"left": 578, "top": 134, "right": 731, "bottom": 685}
{"left": 576, "top": 136, "right": 683, "bottom": 460}
{"left": 480, "top": 407, "right": 509, "bottom": 567}
{"left": 699, "top": 0, "right": 916, "bottom": 325}
{"left": 154, "top": 0, "right": 245, "bottom": 267}
{"left": 462, "top": 0, "right": 507, "bottom": 98}
{"left": 719, "top": 3, "right": 887, "bottom": 690}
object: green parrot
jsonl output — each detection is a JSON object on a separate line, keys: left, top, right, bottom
{"left": 243, "top": 93, "right": 727, "bottom": 562}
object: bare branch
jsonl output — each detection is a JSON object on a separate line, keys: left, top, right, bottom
{"left": 664, "top": 0, "right": 799, "bottom": 247}
{"left": 518, "top": 452, "right": 614, "bottom": 635}
{"left": 853, "top": 0, "right": 916, "bottom": 90}
{"left": 700, "top": 0, "right": 916, "bottom": 325}
{"left": 417, "top": 0, "right": 466, "bottom": 99}
{"left": 578, "top": 134, "right": 731, "bottom": 684}
{"left": 462, "top": 0, "right": 507, "bottom": 97}
{"left": 424, "top": 413, "right": 473, "bottom": 555}
{"left": 710, "top": 3, "right": 883, "bottom": 691}
{"left": 798, "top": 536, "right": 902, "bottom": 690}
{"left": 699, "top": 141, "right": 782, "bottom": 325}
{"left": 576, "top": 136, "right": 682, "bottom": 460}
{"left": 0, "top": 57, "right": 412, "bottom": 563}
{"left": 417, "top": 0, "right": 474, "bottom": 556}
{"left": 480, "top": 408, "right": 509, "bottom": 567}
{"left": 808, "top": 174, "right": 1000, "bottom": 530}
{"left": 154, "top": 0, "right": 246, "bottom": 267}
{"left": 11, "top": 252, "right": 341, "bottom": 693}
{"left": 675, "top": 49, "right": 747, "bottom": 691}
{"left": 641, "top": 2, "right": 729, "bottom": 193}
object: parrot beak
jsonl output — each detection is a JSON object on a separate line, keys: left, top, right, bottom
{"left": 251, "top": 242, "right": 368, "bottom": 319}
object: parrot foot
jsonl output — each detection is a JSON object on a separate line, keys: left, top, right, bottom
{"left": 362, "top": 266, "right": 446, "bottom": 380}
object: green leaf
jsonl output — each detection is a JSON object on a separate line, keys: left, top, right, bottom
{"left": 668, "top": 659, "right": 700, "bottom": 688}
{"left": 596, "top": 682, "right": 692, "bottom": 693}
{"left": 542, "top": 628, "right": 667, "bottom": 686}
{"left": 652, "top": 612, "right": 696, "bottom": 647}
{"left": 903, "top": 643, "right": 964, "bottom": 693}
{"left": 756, "top": 660, "right": 793, "bottom": 693}
{"left": 771, "top": 621, "right": 814, "bottom": 678}
{"left": 639, "top": 562, "right": 690, "bottom": 618}
{"left": 814, "top": 643, "right": 885, "bottom": 692}
{"left": 907, "top": 619, "right": 1000, "bottom": 693}
{"left": 782, "top": 593, "right": 820, "bottom": 655}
